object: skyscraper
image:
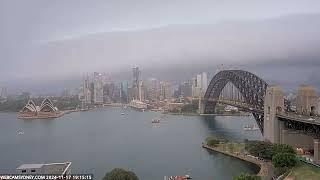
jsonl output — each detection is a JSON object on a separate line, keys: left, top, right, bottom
{"left": 181, "top": 81, "right": 192, "bottom": 97}
{"left": 132, "top": 66, "right": 141, "bottom": 88}
{"left": 139, "top": 81, "right": 145, "bottom": 101}
{"left": 120, "top": 81, "right": 128, "bottom": 103}
{"left": 103, "top": 82, "right": 114, "bottom": 104}
{"left": 146, "top": 78, "right": 159, "bottom": 102}
{"left": 93, "top": 72, "right": 104, "bottom": 104}
{"left": 132, "top": 66, "right": 141, "bottom": 101}
{"left": 79, "top": 75, "right": 91, "bottom": 105}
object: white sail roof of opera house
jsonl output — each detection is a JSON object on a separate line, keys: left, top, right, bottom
{"left": 39, "top": 98, "right": 58, "bottom": 112}
{"left": 21, "top": 98, "right": 58, "bottom": 112}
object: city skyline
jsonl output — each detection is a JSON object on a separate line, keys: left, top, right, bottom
{"left": 76, "top": 67, "right": 211, "bottom": 107}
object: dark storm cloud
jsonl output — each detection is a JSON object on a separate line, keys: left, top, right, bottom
{"left": 1, "top": 0, "right": 320, "bottom": 93}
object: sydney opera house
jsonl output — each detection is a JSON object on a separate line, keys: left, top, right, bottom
{"left": 17, "top": 98, "right": 63, "bottom": 119}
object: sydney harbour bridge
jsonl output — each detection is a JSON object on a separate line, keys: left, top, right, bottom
{"left": 200, "top": 70, "right": 320, "bottom": 163}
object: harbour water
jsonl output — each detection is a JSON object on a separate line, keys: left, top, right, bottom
{"left": 0, "top": 107, "right": 262, "bottom": 179}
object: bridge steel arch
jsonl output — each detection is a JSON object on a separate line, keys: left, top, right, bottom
{"left": 203, "top": 70, "right": 268, "bottom": 133}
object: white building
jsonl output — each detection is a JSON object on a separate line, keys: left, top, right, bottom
{"left": 192, "top": 72, "right": 208, "bottom": 97}
{"left": 201, "top": 72, "right": 208, "bottom": 93}
{"left": 129, "top": 100, "right": 147, "bottom": 110}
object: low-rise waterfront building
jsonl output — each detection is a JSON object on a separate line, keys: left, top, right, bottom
{"left": 16, "top": 162, "right": 71, "bottom": 175}
{"left": 129, "top": 100, "right": 147, "bottom": 110}
{"left": 167, "top": 102, "right": 184, "bottom": 112}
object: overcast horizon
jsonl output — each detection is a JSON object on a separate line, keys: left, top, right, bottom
{"left": 1, "top": 0, "right": 320, "bottom": 94}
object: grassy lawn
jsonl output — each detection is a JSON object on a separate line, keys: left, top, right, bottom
{"left": 286, "top": 163, "right": 320, "bottom": 180}
{"left": 216, "top": 143, "right": 245, "bottom": 153}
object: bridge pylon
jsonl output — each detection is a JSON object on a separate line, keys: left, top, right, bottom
{"left": 263, "top": 85, "right": 284, "bottom": 143}
{"left": 199, "top": 96, "right": 205, "bottom": 114}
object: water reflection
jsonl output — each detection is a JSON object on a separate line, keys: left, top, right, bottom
{"left": 200, "top": 115, "right": 263, "bottom": 141}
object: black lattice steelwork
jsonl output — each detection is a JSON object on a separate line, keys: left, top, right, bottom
{"left": 279, "top": 118, "right": 320, "bottom": 138}
{"left": 203, "top": 70, "right": 268, "bottom": 133}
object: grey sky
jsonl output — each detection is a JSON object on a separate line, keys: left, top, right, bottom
{"left": 2, "top": 0, "right": 320, "bottom": 43}
{"left": 1, "top": 0, "right": 320, "bottom": 92}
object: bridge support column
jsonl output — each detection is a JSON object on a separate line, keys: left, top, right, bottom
{"left": 279, "top": 121, "right": 286, "bottom": 144}
{"left": 264, "top": 86, "right": 284, "bottom": 143}
{"left": 314, "top": 139, "right": 320, "bottom": 164}
{"left": 199, "top": 97, "right": 205, "bottom": 114}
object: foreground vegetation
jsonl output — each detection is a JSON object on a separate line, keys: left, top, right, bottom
{"left": 245, "top": 140, "right": 297, "bottom": 177}
{"left": 103, "top": 168, "right": 139, "bottom": 180}
{"left": 233, "top": 173, "right": 261, "bottom": 180}
{"left": 286, "top": 162, "right": 320, "bottom": 180}
{"left": 204, "top": 138, "right": 299, "bottom": 179}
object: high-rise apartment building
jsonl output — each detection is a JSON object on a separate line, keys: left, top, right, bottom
{"left": 93, "top": 72, "right": 104, "bottom": 104}
{"left": 192, "top": 72, "right": 208, "bottom": 97}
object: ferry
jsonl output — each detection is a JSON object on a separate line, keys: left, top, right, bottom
{"left": 243, "top": 124, "right": 259, "bottom": 131}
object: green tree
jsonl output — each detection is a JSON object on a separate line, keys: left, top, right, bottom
{"left": 103, "top": 168, "right": 139, "bottom": 180}
{"left": 233, "top": 173, "right": 261, "bottom": 180}
{"left": 245, "top": 141, "right": 273, "bottom": 160}
{"left": 272, "top": 144, "right": 295, "bottom": 155}
{"left": 272, "top": 153, "right": 297, "bottom": 168}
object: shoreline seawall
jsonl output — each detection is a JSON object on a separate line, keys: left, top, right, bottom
{"left": 202, "top": 144, "right": 270, "bottom": 178}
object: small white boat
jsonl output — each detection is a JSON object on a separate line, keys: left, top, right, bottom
{"left": 16, "top": 129, "right": 24, "bottom": 135}
{"left": 121, "top": 112, "right": 125, "bottom": 115}
{"left": 243, "top": 124, "right": 259, "bottom": 131}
